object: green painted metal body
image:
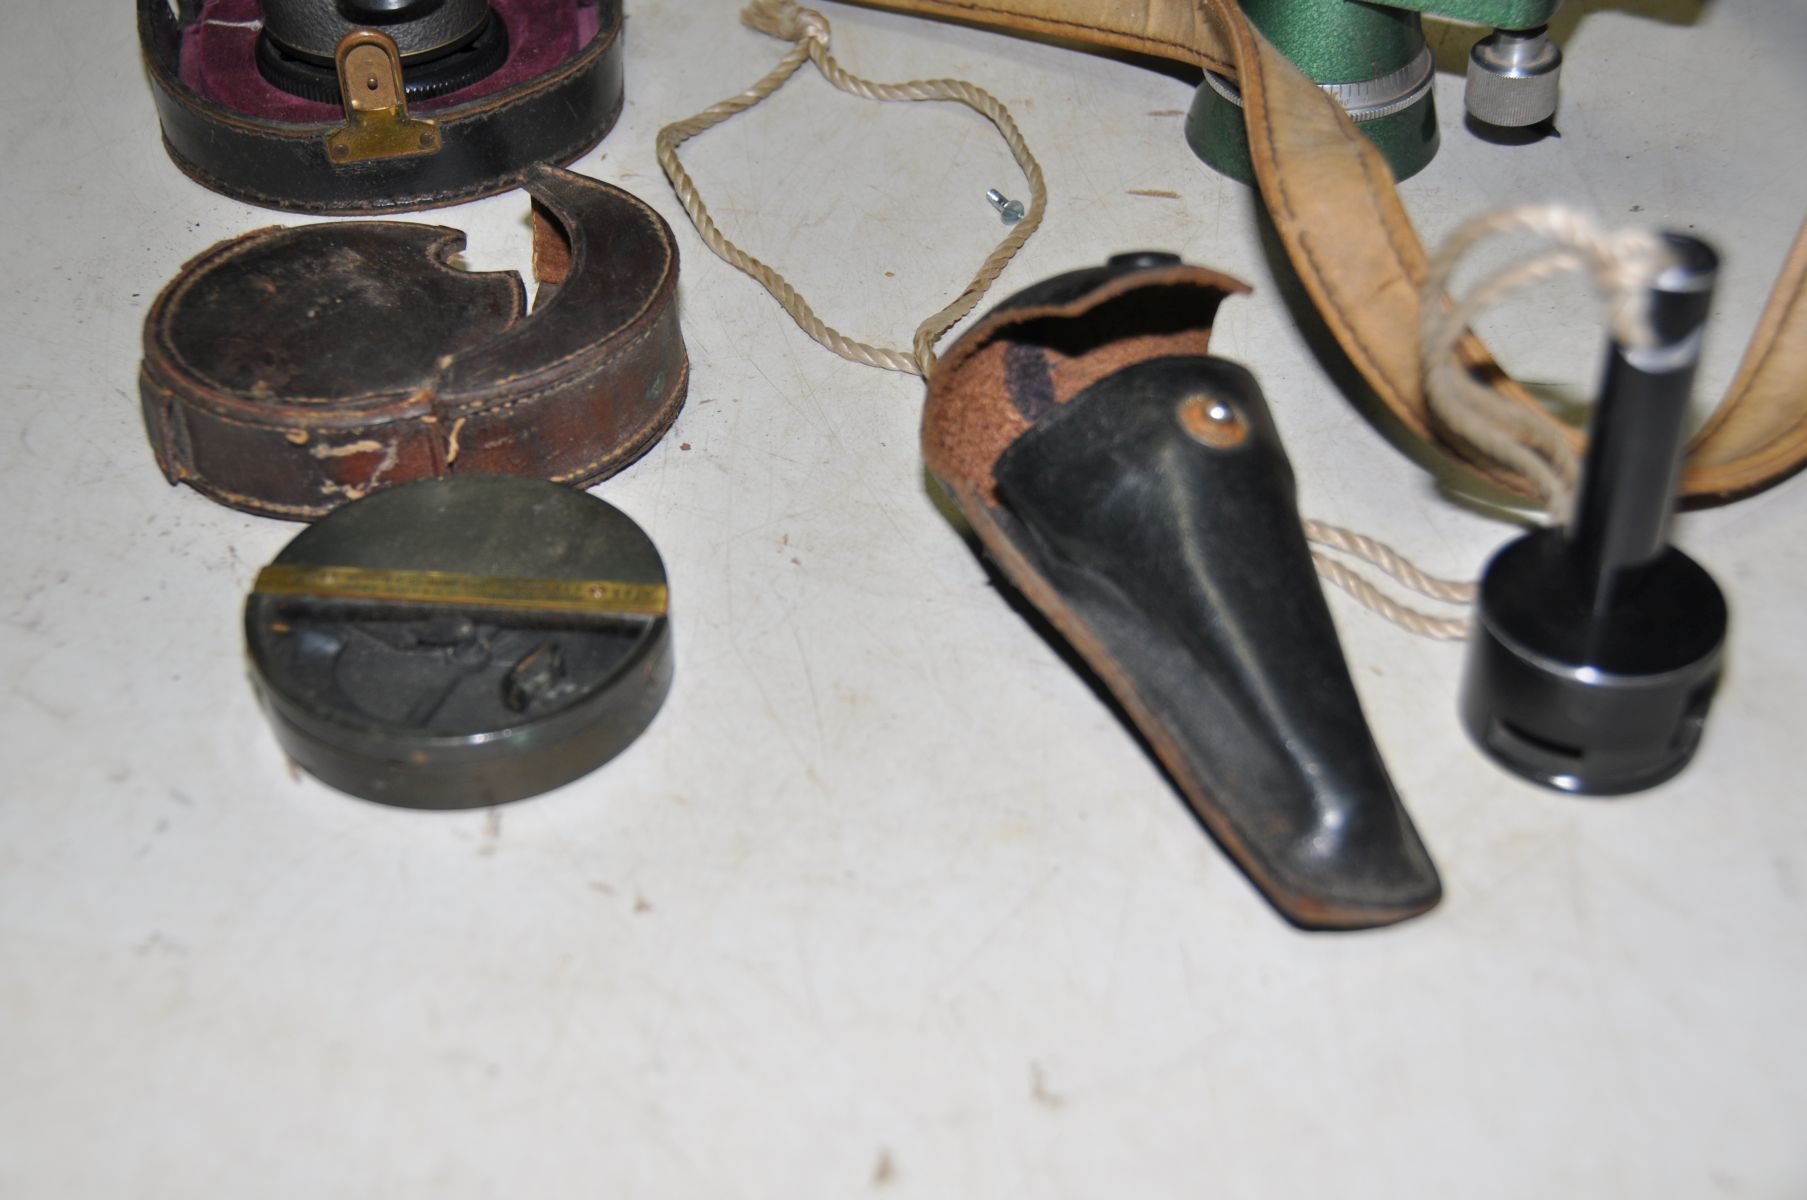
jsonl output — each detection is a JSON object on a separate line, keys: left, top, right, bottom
{"left": 1240, "top": 0, "right": 1422, "bottom": 82}
{"left": 1189, "top": 0, "right": 1560, "bottom": 182}
{"left": 1386, "top": 0, "right": 1561, "bottom": 32}
{"left": 1187, "top": 83, "right": 1439, "bottom": 185}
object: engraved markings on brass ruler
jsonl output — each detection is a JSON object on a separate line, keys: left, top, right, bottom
{"left": 254, "top": 564, "right": 668, "bottom": 619}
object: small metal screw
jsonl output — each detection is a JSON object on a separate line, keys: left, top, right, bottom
{"left": 985, "top": 188, "right": 1025, "bottom": 225}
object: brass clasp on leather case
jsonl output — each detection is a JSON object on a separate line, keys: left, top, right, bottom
{"left": 323, "top": 30, "right": 441, "bottom": 165}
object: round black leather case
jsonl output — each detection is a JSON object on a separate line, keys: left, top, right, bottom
{"left": 139, "top": 0, "right": 624, "bottom": 213}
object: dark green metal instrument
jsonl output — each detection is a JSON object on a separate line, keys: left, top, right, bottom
{"left": 1188, "top": 0, "right": 1564, "bottom": 182}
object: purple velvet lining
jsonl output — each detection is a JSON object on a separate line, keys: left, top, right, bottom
{"left": 180, "top": 0, "right": 597, "bottom": 122}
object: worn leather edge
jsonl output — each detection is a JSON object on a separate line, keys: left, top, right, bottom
{"left": 1198, "top": 0, "right": 1583, "bottom": 501}
{"left": 440, "top": 164, "right": 683, "bottom": 402}
{"left": 139, "top": 168, "right": 688, "bottom": 520}
{"left": 924, "top": 262, "right": 1250, "bottom": 502}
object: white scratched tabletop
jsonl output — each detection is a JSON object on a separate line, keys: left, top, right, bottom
{"left": 2, "top": 0, "right": 1804, "bottom": 1195}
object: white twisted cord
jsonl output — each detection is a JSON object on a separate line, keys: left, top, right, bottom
{"left": 1301, "top": 518, "right": 1476, "bottom": 604}
{"left": 1313, "top": 204, "right": 1677, "bottom": 640}
{"left": 655, "top": 0, "right": 1046, "bottom": 377}
{"left": 1308, "top": 551, "right": 1473, "bottom": 641}
{"left": 1419, "top": 204, "right": 1677, "bottom": 519}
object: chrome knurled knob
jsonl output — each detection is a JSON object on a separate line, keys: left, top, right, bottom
{"left": 1466, "top": 26, "right": 1562, "bottom": 128}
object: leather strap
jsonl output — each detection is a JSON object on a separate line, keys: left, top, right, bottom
{"left": 847, "top": 0, "right": 1231, "bottom": 73}
{"left": 856, "top": 0, "right": 1807, "bottom": 504}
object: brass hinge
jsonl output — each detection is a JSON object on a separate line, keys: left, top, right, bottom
{"left": 323, "top": 30, "right": 442, "bottom": 165}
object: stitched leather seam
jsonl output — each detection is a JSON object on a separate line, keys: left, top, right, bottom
{"left": 1233, "top": 0, "right": 1516, "bottom": 480}
{"left": 438, "top": 307, "right": 680, "bottom": 418}
{"left": 144, "top": 321, "right": 667, "bottom": 432}
{"left": 172, "top": 354, "right": 679, "bottom": 509}
{"left": 450, "top": 181, "right": 677, "bottom": 389}
{"left": 181, "top": 358, "right": 688, "bottom": 512}
{"left": 141, "top": 377, "right": 414, "bottom": 435}
{"left": 547, "top": 359, "right": 691, "bottom": 483}
{"left": 1235, "top": 15, "right": 1393, "bottom": 411}
{"left": 192, "top": 485, "right": 335, "bottom": 518}
{"left": 1218, "top": 0, "right": 1539, "bottom": 491}
{"left": 163, "top": 299, "right": 677, "bottom": 433}
{"left": 147, "top": 207, "right": 676, "bottom": 441}
{"left": 160, "top": 114, "right": 613, "bottom": 213}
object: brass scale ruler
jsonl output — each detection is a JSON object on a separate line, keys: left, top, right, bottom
{"left": 253, "top": 564, "right": 668, "bottom": 621}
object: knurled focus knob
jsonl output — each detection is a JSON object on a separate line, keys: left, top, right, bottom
{"left": 1466, "top": 26, "right": 1562, "bottom": 128}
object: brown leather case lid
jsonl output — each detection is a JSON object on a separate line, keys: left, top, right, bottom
{"left": 139, "top": 165, "right": 687, "bottom": 521}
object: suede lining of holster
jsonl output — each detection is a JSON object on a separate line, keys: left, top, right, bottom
{"left": 923, "top": 264, "right": 1248, "bottom": 504}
